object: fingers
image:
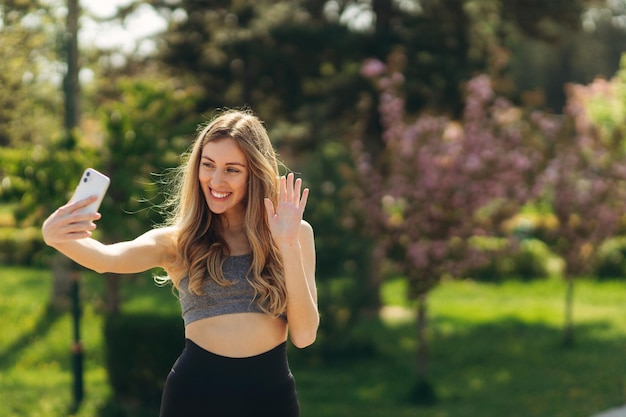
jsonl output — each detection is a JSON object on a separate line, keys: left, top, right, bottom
{"left": 43, "top": 198, "right": 102, "bottom": 245}
{"left": 60, "top": 210, "right": 101, "bottom": 224}
{"left": 63, "top": 216, "right": 98, "bottom": 232}
{"left": 55, "top": 222, "right": 96, "bottom": 241}
{"left": 299, "top": 187, "right": 310, "bottom": 212}
{"left": 62, "top": 195, "right": 99, "bottom": 214}
{"left": 52, "top": 202, "right": 101, "bottom": 229}
{"left": 286, "top": 173, "right": 294, "bottom": 203}
{"left": 294, "top": 176, "right": 302, "bottom": 206}
{"left": 266, "top": 175, "right": 309, "bottom": 243}
{"left": 281, "top": 173, "right": 307, "bottom": 206}
{"left": 279, "top": 175, "right": 288, "bottom": 202}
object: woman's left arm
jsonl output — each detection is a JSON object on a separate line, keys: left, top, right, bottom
{"left": 281, "top": 221, "right": 318, "bottom": 348}
{"left": 264, "top": 174, "right": 319, "bottom": 348}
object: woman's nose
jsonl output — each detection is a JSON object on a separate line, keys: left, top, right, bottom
{"left": 211, "top": 170, "right": 225, "bottom": 186}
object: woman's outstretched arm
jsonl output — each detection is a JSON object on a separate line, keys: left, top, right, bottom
{"left": 42, "top": 195, "right": 174, "bottom": 274}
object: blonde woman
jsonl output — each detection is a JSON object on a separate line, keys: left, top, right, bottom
{"left": 42, "top": 110, "right": 318, "bottom": 417}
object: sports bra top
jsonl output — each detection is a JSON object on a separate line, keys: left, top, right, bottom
{"left": 178, "top": 254, "right": 282, "bottom": 326}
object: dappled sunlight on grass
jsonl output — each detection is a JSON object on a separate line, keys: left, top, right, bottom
{"left": 0, "top": 267, "right": 110, "bottom": 417}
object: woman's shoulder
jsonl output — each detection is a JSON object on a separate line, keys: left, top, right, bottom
{"left": 142, "top": 225, "right": 179, "bottom": 246}
{"left": 135, "top": 226, "right": 180, "bottom": 264}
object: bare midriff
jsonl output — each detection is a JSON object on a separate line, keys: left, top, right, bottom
{"left": 184, "top": 312, "right": 288, "bottom": 358}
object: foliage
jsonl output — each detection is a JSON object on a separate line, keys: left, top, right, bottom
{"left": 78, "top": 74, "right": 200, "bottom": 313}
{"left": 0, "top": 137, "right": 97, "bottom": 227}
{"left": 465, "top": 237, "right": 557, "bottom": 282}
{"left": 0, "top": 226, "right": 44, "bottom": 266}
{"left": 595, "top": 236, "right": 626, "bottom": 279}
{"left": 581, "top": 54, "right": 626, "bottom": 142}
{"left": 93, "top": 75, "right": 201, "bottom": 242}
{"left": 508, "top": 1, "right": 626, "bottom": 111}
{"left": 299, "top": 140, "right": 378, "bottom": 358}
{"left": 143, "top": 0, "right": 604, "bottom": 118}
{"left": 0, "top": 1, "right": 95, "bottom": 264}
{"left": 0, "top": 0, "right": 64, "bottom": 147}
{"left": 357, "top": 52, "right": 551, "bottom": 297}
{"left": 538, "top": 59, "right": 626, "bottom": 279}
{"left": 531, "top": 54, "right": 626, "bottom": 345}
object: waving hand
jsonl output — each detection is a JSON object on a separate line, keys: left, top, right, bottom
{"left": 264, "top": 173, "right": 309, "bottom": 246}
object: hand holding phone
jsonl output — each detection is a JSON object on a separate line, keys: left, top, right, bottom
{"left": 68, "top": 168, "right": 110, "bottom": 214}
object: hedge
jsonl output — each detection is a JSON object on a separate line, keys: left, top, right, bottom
{"left": 104, "top": 313, "right": 184, "bottom": 408}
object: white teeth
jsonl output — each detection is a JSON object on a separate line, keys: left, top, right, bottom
{"left": 211, "top": 190, "right": 230, "bottom": 199}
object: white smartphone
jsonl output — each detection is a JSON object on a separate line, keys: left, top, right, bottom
{"left": 68, "top": 168, "right": 110, "bottom": 214}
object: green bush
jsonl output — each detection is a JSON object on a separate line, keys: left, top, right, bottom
{"left": 467, "top": 238, "right": 554, "bottom": 282}
{"left": 508, "top": 239, "right": 555, "bottom": 280}
{"left": 103, "top": 313, "right": 184, "bottom": 408}
{"left": 0, "top": 226, "right": 46, "bottom": 266}
{"left": 291, "top": 276, "right": 378, "bottom": 363}
{"left": 595, "top": 236, "right": 626, "bottom": 279}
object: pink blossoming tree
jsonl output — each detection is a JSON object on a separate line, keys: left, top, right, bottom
{"left": 537, "top": 65, "right": 626, "bottom": 346}
{"left": 356, "top": 51, "right": 552, "bottom": 402}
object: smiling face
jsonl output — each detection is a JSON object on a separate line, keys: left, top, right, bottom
{"left": 198, "top": 137, "right": 249, "bottom": 225}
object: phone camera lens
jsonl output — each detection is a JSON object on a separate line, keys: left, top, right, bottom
{"left": 83, "top": 178, "right": 88, "bottom": 183}
{"left": 86, "top": 172, "right": 91, "bottom": 176}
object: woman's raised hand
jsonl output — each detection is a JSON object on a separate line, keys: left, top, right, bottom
{"left": 264, "top": 173, "right": 309, "bottom": 247}
{"left": 42, "top": 196, "right": 101, "bottom": 246}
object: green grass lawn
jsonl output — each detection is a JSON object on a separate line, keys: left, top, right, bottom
{"left": 0, "top": 266, "right": 110, "bottom": 417}
{"left": 1, "top": 266, "right": 625, "bottom": 417}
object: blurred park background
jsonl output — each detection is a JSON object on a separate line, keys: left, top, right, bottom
{"left": 2, "top": 0, "right": 626, "bottom": 416}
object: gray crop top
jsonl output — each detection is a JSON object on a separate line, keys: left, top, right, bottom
{"left": 178, "top": 254, "right": 278, "bottom": 326}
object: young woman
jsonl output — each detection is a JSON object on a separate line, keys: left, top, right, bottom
{"left": 41, "top": 110, "right": 318, "bottom": 417}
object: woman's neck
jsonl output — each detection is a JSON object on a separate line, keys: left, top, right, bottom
{"left": 218, "top": 219, "right": 249, "bottom": 255}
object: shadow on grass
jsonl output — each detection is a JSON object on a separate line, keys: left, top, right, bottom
{"left": 290, "top": 317, "right": 626, "bottom": 417}
{"left": 0, "top": 303, "right": 63, "bottom": 369}
{"left": 96, "top": 401, "right": 159, "bottom": 417}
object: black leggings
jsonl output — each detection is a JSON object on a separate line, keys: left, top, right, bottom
{"left": 159, "top": 339, "right": 300, "bottom": 417}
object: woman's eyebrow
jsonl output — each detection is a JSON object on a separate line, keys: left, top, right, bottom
{"left": 201, "top": 155, "right": 247, "bottom": 167}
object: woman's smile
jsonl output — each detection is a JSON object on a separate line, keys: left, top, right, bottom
{"left": 210, "top": 189, "right": 232, "bottom": 200}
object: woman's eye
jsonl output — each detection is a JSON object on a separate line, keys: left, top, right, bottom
{"left": 227, "top": 168, "right": 240, "bottom": 173}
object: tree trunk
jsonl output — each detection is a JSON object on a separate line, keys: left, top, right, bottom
{"left": 104, "top": 273, "right": 121, "bottom": 315}
{"left": 50, "top": 253, "right": 72, "bottom": 310}
{"left": 64, "top": 0, "right": 80, "bottom": 131}
{"left": 562, "top": 276, "right": 575, "bottom": 347}
{"left": 360, "top": 252, "right": 383, "bottom": 318}
{"left": 411, "top": 292, "right": 437, "bottom": 404}
{"left": 416, "top": 292, "right": 429, "bottom": 380}
{"left": 373, "top": 0, "right": 393, "bottom": 34}
{"left": 53, "top": 0, "right": 80, "bottom": 311}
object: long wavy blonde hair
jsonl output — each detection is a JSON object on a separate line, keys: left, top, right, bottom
{"left": 161, "top": 109, "right": 287, "bottom": 317}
